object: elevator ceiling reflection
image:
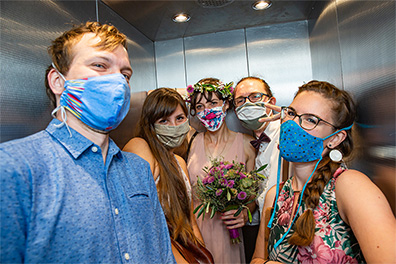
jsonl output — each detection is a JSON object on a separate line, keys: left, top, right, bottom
{"left": 101, "top": 0, "right": 326, "bottom": 41}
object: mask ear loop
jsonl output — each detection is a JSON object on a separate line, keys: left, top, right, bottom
{"left": 267, "top": 107, "right": 287, "bottom": 229}
{"left": 50, "top": 63, "right": 72, "bottom": 137}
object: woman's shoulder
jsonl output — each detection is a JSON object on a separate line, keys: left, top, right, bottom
{"left": 123, "top": 137, "right": 157, "bottom": 175}
{"left": 123, "top": 137, "right": 150, "bottom": 153}
{"left": 335, "top": 169, "right": 372, "bottom": 189}
{"left": 335, "top": 169, "right": 387, "bottom": 219}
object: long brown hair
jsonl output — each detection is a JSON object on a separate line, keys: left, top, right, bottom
{"left": 136, "top": 88, "right": 199, "bottom": 246}
{"left": 288, "top": 81, "right": 356, "bottom": 246}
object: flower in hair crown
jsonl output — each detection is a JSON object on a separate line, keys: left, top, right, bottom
{"left": 186, "top": 81, "right": 234, "bottom": 102}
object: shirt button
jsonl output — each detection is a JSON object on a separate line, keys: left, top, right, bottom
{"left": 91, "top": 146, "right": 98, "bottom": 153}
{"left": 115, "top": 208, "right": 119, "bottom": 215}
{"left": 124, "top": 253, "right": 130, "bottom": 260}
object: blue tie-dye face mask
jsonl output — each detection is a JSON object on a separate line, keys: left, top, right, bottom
{"left": 53, "top": 64, "right": 131, "bottom": 132}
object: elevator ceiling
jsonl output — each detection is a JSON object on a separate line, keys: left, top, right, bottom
{"left": 101, "top": 0, "right": 326, "bottom": 41}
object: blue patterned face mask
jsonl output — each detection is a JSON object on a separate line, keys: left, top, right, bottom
{"left": 279, "top": 120, "right": 346, "bottom": 162}
{"left": 53, "top": 64, "right": 131, "bottom": 132}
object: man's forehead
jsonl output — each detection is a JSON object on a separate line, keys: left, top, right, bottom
{"left": 236, "top": 79, "right": 267, "bottom": 95}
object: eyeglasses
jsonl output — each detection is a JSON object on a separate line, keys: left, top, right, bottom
{"left": 234, "top": 92, "right": 270, "bottom": 107}
{"left": 281, "top": 107, "right": 337, "bottom": 130}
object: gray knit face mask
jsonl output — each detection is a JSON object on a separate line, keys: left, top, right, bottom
{"left": 154, "top": 120, "right": 190, "bottom": 148}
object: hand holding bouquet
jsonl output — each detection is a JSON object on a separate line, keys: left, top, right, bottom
{"left": 193, "top": 158, "right": 267, "bottom": 244}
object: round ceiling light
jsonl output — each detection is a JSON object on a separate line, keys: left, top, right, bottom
{"left": 172, "top": 13, "right": 191, "bottom": 23}
{"left": 252, "top": 0, "right": 272, "bottom": 10}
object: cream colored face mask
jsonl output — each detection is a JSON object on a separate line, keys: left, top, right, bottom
{"left": 154, "top": 120, "right": 190, "bottom": 148}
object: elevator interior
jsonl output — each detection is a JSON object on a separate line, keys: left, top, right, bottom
{"left": 1, "top": 0, "right": 394, "bottom": 213}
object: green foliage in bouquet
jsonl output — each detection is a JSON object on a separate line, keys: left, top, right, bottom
{"left": 193, "top": 158, "right": 267, "bottom": 222}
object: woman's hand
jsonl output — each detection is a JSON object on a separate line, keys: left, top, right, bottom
{"left": 220, "top": 209, "right": 248, "bottom": 229}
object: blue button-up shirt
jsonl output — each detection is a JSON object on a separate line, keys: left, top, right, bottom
{"left": 0, "top": 119, "right": 176, "bottom": 264}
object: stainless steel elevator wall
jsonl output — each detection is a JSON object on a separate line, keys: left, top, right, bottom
{"left": 0, "top": 0, "right": 156, "bottom": 147}
{"left": 309, "top": 0, "right": 395, "bottom": 213}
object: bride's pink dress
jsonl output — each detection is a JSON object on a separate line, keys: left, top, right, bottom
{"left": 187, "top": 132, "right": 246, "bottom": 264}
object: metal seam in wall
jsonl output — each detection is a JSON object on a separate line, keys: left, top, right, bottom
{"left": 244, "top": 28, "right": 250, "bottom": 77}
{"left": 96, "top": 0, "right": 99, "bottom": 22}
{"left": 334, "top": 0, "right": 344, "bottom": 90}
{"left": 153, "top": 41, "right": 158, "bottom": 89}
{"left": 183, "top": 37, "right": 188, "bottom": 87}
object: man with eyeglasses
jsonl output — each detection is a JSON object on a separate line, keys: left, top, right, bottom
{"left": 233, "top": 76, "right": 281, "bottom": 263}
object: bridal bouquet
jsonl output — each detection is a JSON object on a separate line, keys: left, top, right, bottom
{"left": 193, "top": 158, "right": 267, "bottom": 244}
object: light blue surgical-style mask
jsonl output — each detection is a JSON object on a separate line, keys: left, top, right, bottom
{"left": 52, "top": 64, "right": 131, "bottom": 133}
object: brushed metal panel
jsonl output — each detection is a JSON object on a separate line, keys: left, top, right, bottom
{"left": 155, "top": 38, "right": 186, "bottom": 88}
{"left": 337, "top": 0, "right": 395, "bottom": 213}
{"left": 0, "top": 0, "right": 157, "bottom": 148}
{"left": 183, "top": 29, "right": 248, "bottom": 85}
{"left": 309, "top": 1, "right": 343, "bottom": 88}
{"left": 246, "top": 21, "right": 313, "bottom": 107}
{"left": 308, "top": 0, "right": 395, "bottom": 213}
{"left": 98, "top": 0, "right": 157, "bottom": 147}
{"left": 0, "top": 1, "right": 97, "bottom": 143}
{"left": 337, "top": 0, "right": 395, "bottom": 97}
{"left": 98, "top": 1, "right": 156, "bottom": 94}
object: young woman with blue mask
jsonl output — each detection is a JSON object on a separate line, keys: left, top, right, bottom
{"left": 123, "top": 88, "right": 213, "bottom": 263}
{"left": 251, "top": 81, "right": 396, "bottom": 263}
{"left": 187, "top": 78, "right": 256, "bottom": 264}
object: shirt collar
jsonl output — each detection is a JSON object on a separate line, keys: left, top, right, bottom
{"left": 263, "top": 121, "right": 280, "bottom": 141}
{"left": 46, "top": 119, "right": 122, "bottom": 160}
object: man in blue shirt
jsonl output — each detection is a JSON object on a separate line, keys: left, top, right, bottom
{"left": 0, "top": 22, "right": 176, "bottom": 263}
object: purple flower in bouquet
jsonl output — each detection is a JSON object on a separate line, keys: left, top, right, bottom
{"left": 224, "top": 163, "right": 233, "bottom": 170}
{"left": 193, "top": 158, "right": 267, "bottom": 245}
{"left": 207, "top": 176, "right": 215, "bottom": 184}
{"left": 237, "top": 191, "right": 247, "bottom": 200}
{"left": 227, "top": 180, "right": 235, "bottom": 188}
{"left": 219, "top": 178, "right": 228, "bottom": 186}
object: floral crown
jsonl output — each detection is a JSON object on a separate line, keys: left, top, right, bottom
{"left": 186, "top": 81, "right": 234, "bottom": 103}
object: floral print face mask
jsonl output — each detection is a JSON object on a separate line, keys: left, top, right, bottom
{"left": 196, "top": 106, "right": 227, "bottom": 132}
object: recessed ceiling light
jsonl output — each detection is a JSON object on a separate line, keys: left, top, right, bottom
{"left": 172, "top": 13, "right": 191, "bottom": 23}
{"left": 252, "top": 0, "right": 272, "bottom": 10}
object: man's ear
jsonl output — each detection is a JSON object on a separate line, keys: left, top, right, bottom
{"left": 268, "top": 96, "right": 276, "bottom": 105}
{"left": 267, "top": 97, "right": 276, "bottom": 115}
{"left": 47, "top": 68, "right": 65, "bottom": 96}
{"left": 327, "top": 130, "right": 347, "bottom": 149}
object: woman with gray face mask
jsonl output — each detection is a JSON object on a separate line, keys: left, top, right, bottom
{"left": 123, "top": 88, "right": 213, "bottom": 264}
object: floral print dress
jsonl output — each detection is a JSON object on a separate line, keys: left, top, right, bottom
{"left": 268, "top": 168, "right": 365, "bottom": 263}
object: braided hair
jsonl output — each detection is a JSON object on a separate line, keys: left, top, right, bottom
{"left": 288, "top": 81, "right": 356, "bottom": 246}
